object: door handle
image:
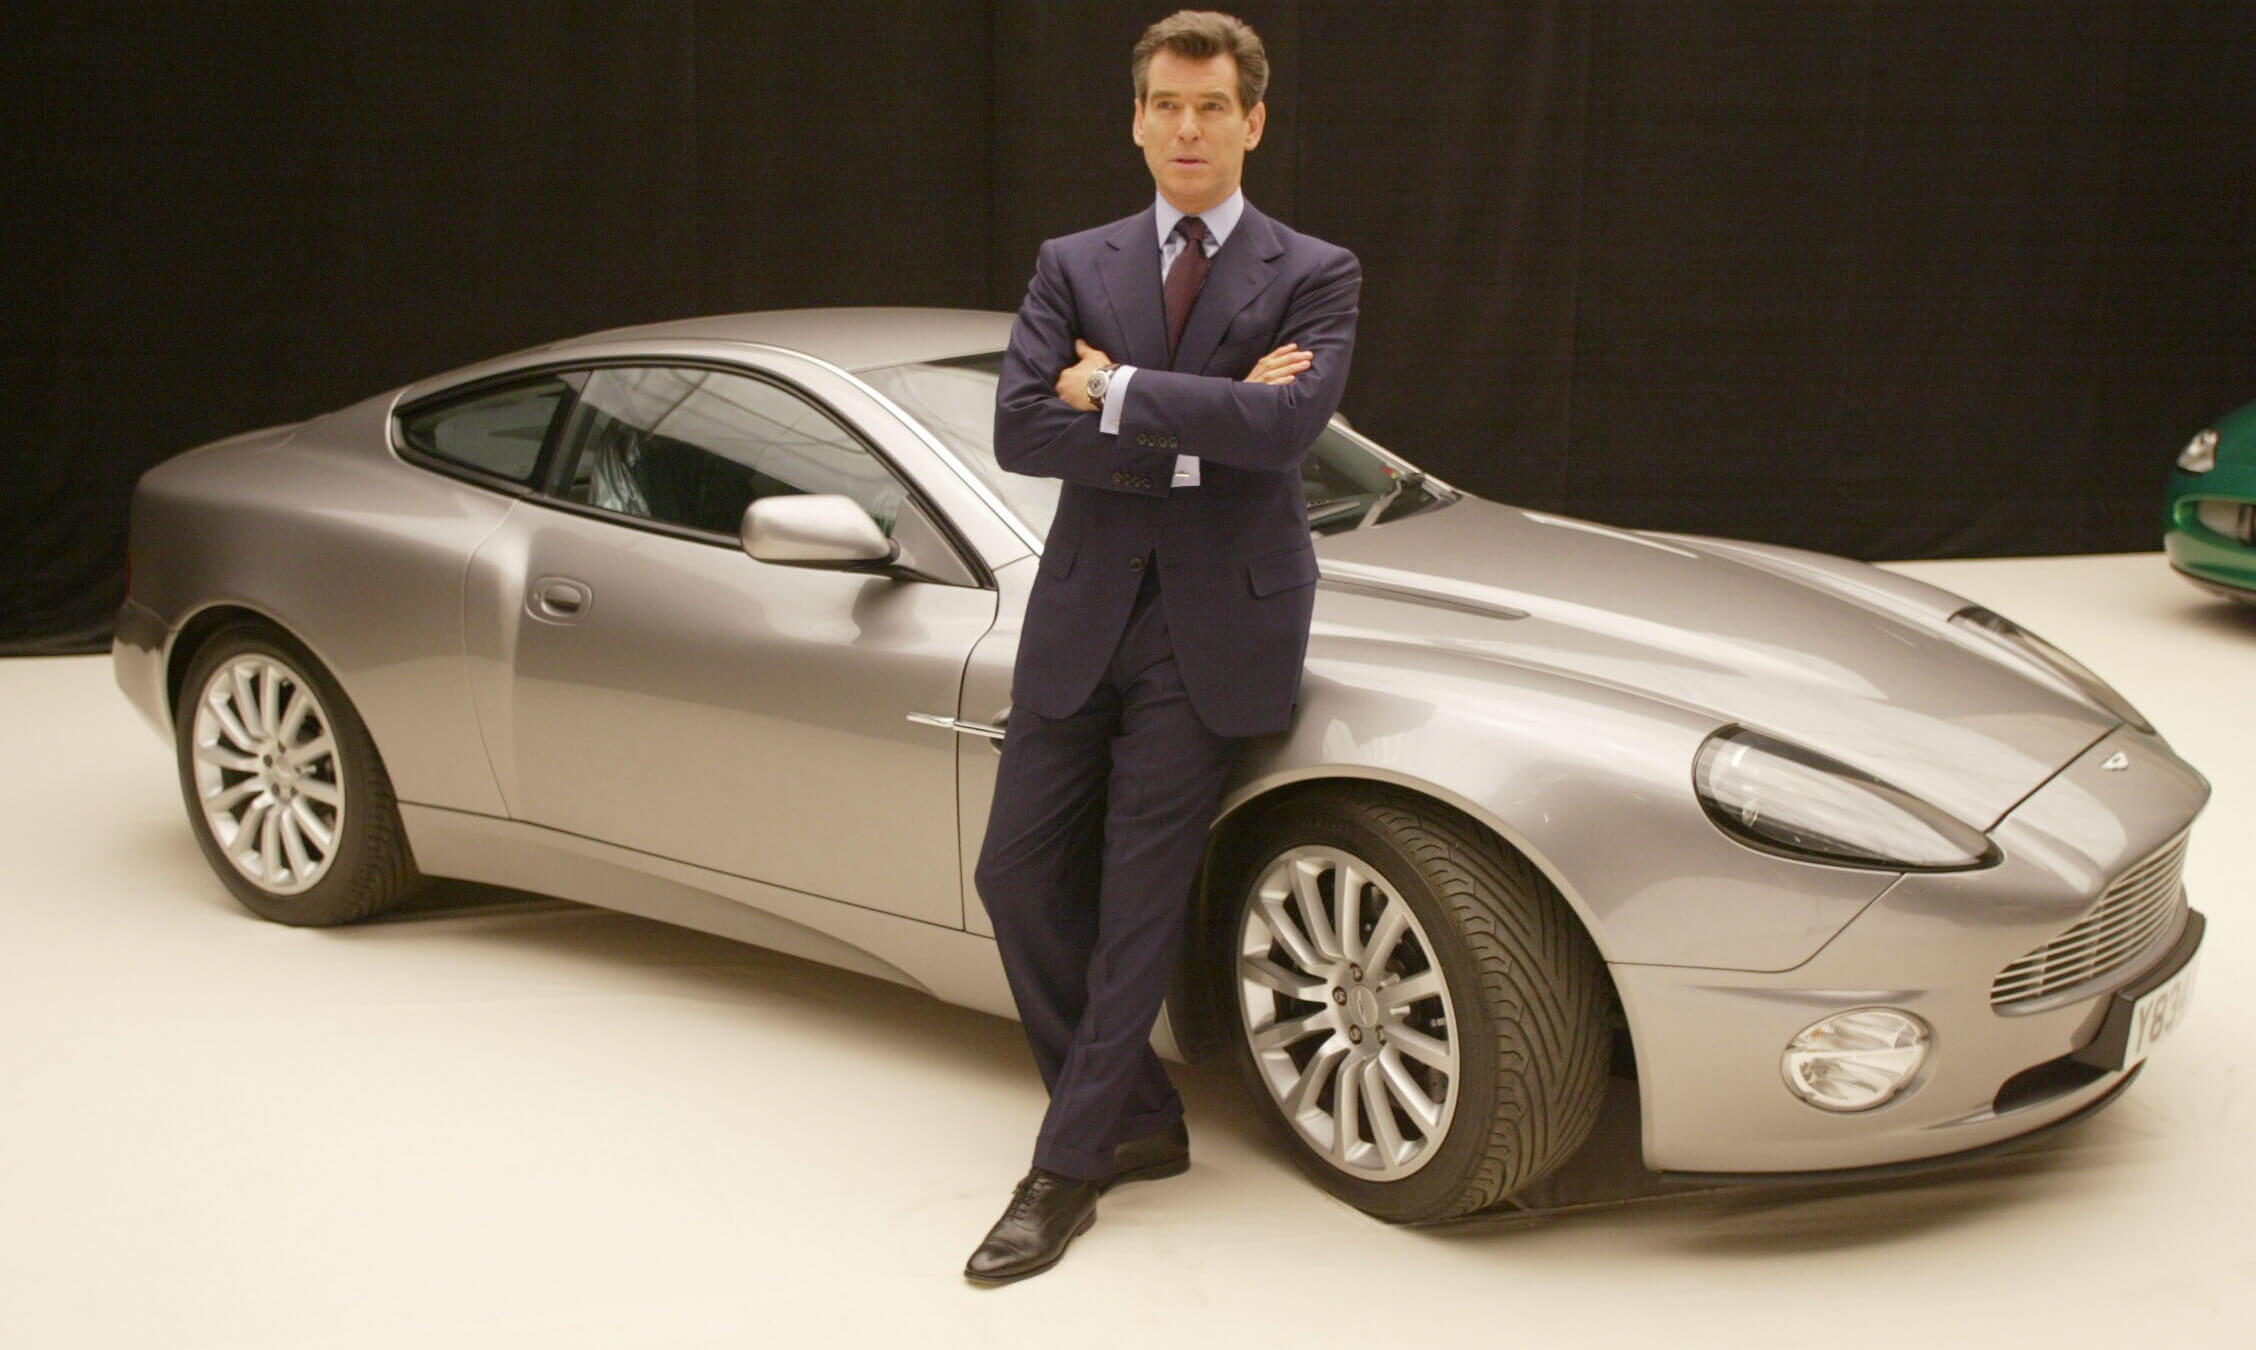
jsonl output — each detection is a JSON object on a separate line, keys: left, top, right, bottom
{"left": 908, "top": 712, "right": 1008, "bottom": 747}
{"left": 528, "top": 576, "right": 593, "bottom": 623}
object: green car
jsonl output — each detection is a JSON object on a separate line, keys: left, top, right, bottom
{"left": 2166, "top": 398, "right": 2256, "bottom": 601}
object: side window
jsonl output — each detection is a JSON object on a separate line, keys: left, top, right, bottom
{"left": 557, "top": 366, "right": 907, "bottom": 537}
{"left": 397, "top": 378, "right": 570, "bottom": 485}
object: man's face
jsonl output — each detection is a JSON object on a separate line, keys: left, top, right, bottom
{"left": 1133, "top": 49, "right": 1266, "bottom": 215}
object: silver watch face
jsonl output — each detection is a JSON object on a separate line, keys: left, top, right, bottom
{"left": 1087, "top": 368, "right": 1110, "bottom": 404}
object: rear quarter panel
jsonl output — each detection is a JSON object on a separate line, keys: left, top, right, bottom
{"left": 128, "top": 391, "right": 513, "bottom": 817}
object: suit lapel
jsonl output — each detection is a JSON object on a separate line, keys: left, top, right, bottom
{"left": 1097, "top": 209, "right": 1171, "bottom": 369}
{"left": 1172, "top": 205, "right": 1282, "bottom": 374}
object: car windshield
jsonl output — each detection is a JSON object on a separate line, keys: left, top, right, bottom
{"left": 859, "top": 352, "right": 1453, "bottom": 540}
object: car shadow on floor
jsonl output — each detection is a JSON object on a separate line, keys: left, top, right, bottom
{"left": 2175, "top": 593, "right": 2256, "bottom": 637}
{"left": 335, "top": 878, "right": 2143, "bottom": 1249}
{"left": 346, "top": 878, "right": 1036, "bottom": 1087}
{"left": 1430, "top": 1089, "right": 2127, "bottom": 1250}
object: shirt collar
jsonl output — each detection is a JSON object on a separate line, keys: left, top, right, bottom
{"left": 1155, "top": 190, "right": 1245, "bottom": 252}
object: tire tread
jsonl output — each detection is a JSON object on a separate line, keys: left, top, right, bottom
{"left": 1226, "top": 785, "right": 1610, "bottom": 1223}
{"left": 1362, "top": 788, "right": 1609, "bottom": 1219}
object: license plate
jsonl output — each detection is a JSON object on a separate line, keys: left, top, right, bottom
{"left": 2123, "top": 951, "right": 2200, "bottom": 1066}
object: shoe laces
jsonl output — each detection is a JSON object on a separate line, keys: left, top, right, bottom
{"left": 1006, "top": 1170, "right": 1069, "bottom": 1219}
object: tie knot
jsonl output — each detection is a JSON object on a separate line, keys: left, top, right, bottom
{"left": 1175, "top": 215, "right": 1207, "bottom": 249}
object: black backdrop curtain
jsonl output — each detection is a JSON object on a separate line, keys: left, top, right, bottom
{"left": 5, "top": 1, "right": 2251, "bottom": 653}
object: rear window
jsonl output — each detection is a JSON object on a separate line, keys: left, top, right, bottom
{"left": 397, "top": 377, "right": 572, "bottom": 485}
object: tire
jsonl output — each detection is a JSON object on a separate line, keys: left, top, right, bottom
{"left": 173, "top": 622, "right": 421, "bottom": 926}
{"left": 1218, "top": 786, "right": 1610, "bottom": 1223}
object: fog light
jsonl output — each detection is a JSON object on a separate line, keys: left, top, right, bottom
{"left": 1782, "top": 1009, "right": 1930, "bottom": 1112}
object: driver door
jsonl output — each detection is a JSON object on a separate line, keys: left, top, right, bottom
{"left": 461, "top": 362, "right": 996, "bottom": 928}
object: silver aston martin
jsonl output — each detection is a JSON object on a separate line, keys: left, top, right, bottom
{"left": 114, "top": 309, "right": 2210, "bottom": 1222}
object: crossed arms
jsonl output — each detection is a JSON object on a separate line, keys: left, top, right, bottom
{"left": 993, "top": 238, "right": 1361, "bottom": 495}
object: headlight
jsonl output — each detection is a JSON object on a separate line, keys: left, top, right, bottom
{"left": 1949, "top": 606, "right": 2153, "bottom": 733}
{"left": 1694, "top": 726, "right": 1999, "bottom": 871}
{"left": 2178, "top": 428, "right": 2218, "bottom": 473}
{"left": 1782, "top": 1009, "right": 1931, "bottom": 1112}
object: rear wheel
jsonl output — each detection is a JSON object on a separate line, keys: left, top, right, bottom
{"left": 1220, "top": 787, "right": 1610, "bottom": 1222}
{"left": 174, "top": 623, "right": 420, "bottom": 925}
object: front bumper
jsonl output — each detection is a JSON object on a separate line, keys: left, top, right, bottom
{"left": 2165, "top": 460, "right": 2256, "bottom": 596}
{"left": 1614, "top": 725, "right": 2209, "bottom": 1174}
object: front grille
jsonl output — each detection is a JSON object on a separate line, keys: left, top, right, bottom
{"left": 1991, "top": 832, "right": 2189, "bottom": 1010}
{"left": 2195, "top": 498, "right": 2255, "bottom": 545}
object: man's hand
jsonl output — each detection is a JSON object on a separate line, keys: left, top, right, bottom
{"left": 1056, "top": 339, "right": 1114, "bottom": 412}
{"left": 1054, "top": 338, "right": 1311, "bottom": 413}
{"left": 1243, "top": 343, "right": 1313, "bottom": 385}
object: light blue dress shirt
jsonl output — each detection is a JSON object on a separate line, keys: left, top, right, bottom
{"left": 1098, "top": 190, "right": 1249, "bottom": 487}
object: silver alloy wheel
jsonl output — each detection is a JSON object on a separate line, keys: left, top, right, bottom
{"left": 189, "top": 654, "right": 346, "bottom": 896}
{"left": 1236, "top": 845, "right": 1461, "bottom": 1179}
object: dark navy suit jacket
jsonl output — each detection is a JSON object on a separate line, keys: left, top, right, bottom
{"left": 994, "top": 203, "right": 1361, "bottom": 737}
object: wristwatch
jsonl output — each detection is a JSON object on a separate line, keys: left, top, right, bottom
{"left": 1086, "top": 363, "right": 1120, "bottom": 409}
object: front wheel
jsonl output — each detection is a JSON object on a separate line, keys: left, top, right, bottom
{"left": 174, "top": 623, "right": 420, "bottom": 926}
{"left": 1219, "top": 787, "right": 1610, "bottom": 1223}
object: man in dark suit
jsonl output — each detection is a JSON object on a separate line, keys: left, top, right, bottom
{"left": 965, "top": 10, "right": 1359, "bottom": 1285}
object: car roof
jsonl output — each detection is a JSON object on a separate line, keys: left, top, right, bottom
{"left": 526, "top": 307, "right": 1017, "bottom": 373}
{"left": 393, "top": 308, "right": 1019, "bottom": 407}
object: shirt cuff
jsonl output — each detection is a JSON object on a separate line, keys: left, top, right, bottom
{"left": 1173, "top": 455, "right": 1200, "bottom": 486}
{"left": 1097, "top": 366, "right": 1136, "bottom": 436}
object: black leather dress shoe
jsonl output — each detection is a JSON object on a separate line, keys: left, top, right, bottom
{"left": 1103, "top": 1121, "right": 1190, "bottom": 1191}
{"left": 964, "top": 1169, "right": 1102, "bottom": 1286}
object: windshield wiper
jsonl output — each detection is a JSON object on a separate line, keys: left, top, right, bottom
{"left": 1357, "top": 471, "right": 1426, "bottom": 529}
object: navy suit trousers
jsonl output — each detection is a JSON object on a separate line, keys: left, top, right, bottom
{"left": 974, "top": 566, "right": 1242, "bottom": 1180}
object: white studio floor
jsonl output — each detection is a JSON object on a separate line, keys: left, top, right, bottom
{"left": 3, "top": 552, "right": 2251, "bottom": 1349}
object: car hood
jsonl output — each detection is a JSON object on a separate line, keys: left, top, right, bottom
{"left": 1309, "top": 498, "right": 2115, "bottom": 829}
{"left": 2213, "top": 395, "right": 2256, "bottom": 462}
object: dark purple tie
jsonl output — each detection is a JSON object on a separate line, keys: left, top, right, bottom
{"left": 1164, "top": 215, "right": 1210, "bottom": 361}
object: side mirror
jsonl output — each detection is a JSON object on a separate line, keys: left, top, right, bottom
{"left": 742, "top": 494, "right": 898, "bottom": 569}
